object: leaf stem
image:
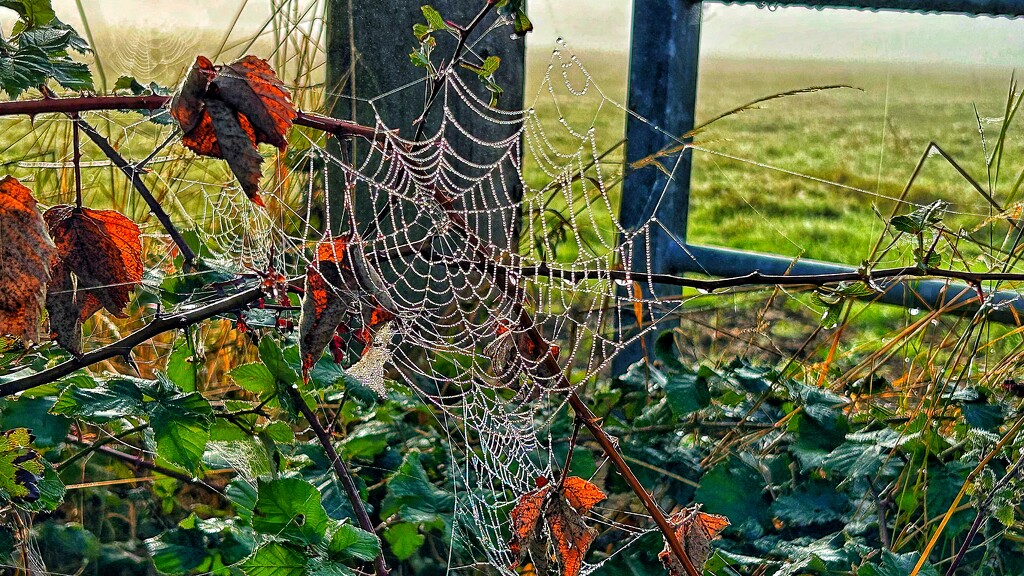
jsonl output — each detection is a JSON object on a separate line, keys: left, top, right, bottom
{"left": 288, "top": 387, "right": 390, "bottom": 576}
{"left": 57, "top": 423, "right": 149, "bottom": 471}
{"left": 64, "top": 434, "right": 216, "bottom": 490}
{"left": 72, "top": 112, "right": 82, "bottom": 209}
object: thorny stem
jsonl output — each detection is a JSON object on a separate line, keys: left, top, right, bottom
{"left": 0, "top": 284, "right": 266, "bottom": 398}
{"left": 64, "top": 434, "right": 217, "bottom": 490}
{"left": 74, "top": 116, "right": 198, "bottom": 266}
{"left": 566, "top": 394, "right": 699, "bottom": 576}
{"left": 412, "top": 1, "right": 497, "bottom": 142}
{"left": 289, "top": 387, "right": 390, "bottom": 576}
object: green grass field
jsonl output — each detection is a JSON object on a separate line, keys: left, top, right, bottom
{"left": 525, "top": 49, "right": 1023, "bottom": 268}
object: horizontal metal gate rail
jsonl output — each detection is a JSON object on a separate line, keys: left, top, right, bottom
{"left": 614, "top": 0, "right": 1024, "bottom": 371}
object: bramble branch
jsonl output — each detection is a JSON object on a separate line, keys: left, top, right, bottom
{"left": 288, "top": 387, "right": 391, "bottom": 576}
{"left": 0, "top": 285, "right": 265, "bottom": 398}
{"left": 0, "top": 95, "right": 384, "bottom": 141}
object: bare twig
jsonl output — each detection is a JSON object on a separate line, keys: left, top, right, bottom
{"left": 74, "top": 116, "right": 198, "bottom": 266}
{"left": 289, "top": 387, "right": 390, "bottom": 576}
{"left": 412, "top": 1, "right": 497, "bottom": 141}
{"left": 65, "top": 434, "right": 217, "bottom": 490}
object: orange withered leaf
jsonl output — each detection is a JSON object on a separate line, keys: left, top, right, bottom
{"left": 547, "top": 498, "right": 598, "bottom": 576}
{"left": 298, "top": 237, "right": 351, "bottom": 380}
{"left": 509, "top": 484, "right": 549, "bottom": 557}
{"left": 170, "top": 56, "right": 215, "bottom": 133}
{"left": 659, "top": 506, "right": 730, "bottom": 576}
{"left": 205, "top": 98, "right": 265, "bottom": 205}
{"left": 44, "top": 206, "right": 142, "bottom": 355}
{"left": 0, "top": 177, "right": 54, "bottom": 343}
{"left": 509, "top": 476, "right": 606, "bottom": 576}
{"left": 171, "top": 54, "right": 295, "bottom": 206}
{"left": 213, "top": 55, "right": 296, "bottom": 150}
{"left": 561, "top": 476, "right": 605, "bottom": 514}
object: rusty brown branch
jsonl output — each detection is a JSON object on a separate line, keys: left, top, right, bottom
{"left": 0, "top": 95, "right": 384, "bottom": 141}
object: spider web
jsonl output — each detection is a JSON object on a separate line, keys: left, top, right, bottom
{"left": 147, "top": 43, "right": 676, "bottom": 573}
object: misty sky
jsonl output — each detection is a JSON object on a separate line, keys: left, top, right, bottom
{"left": 38, "top": 1, "right": 1024, "bottom": 65}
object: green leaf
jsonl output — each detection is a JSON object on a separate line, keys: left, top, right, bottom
{"left": 694, "top": 458, "right": 767, "bottom": 529}
{"left": 383, "top": 522, "right": 424, "bottom": 561}
{"left": 307, "top": 558, "right": 357, "bottom": 576}
{"left": 420, "top": 5, "right": 446, "bottom": 30}
{"left": 328, "top": 522, "right": 380, "bottom": 562}
{"left": 150, "top": 403, "right": 209, "bottom": 473}
{"left": 227, "top": 478, "right": 258, "bottom": 522}
{"left": 480, "top": 55, "right": 501, "bottom": 76}
{"left": 0, "top": 395, "right": 69, "bottom": 448}
{"left": 252, "top": 477, "right": 329, "bottom": 545}
{"left": 511, "top": 8, "right": 533, "bottom": 36}
{"left": 239, "top": 542, "right": 307, "bottom": 576}
{"left": 891, "top": 200, "right": 947, "bottom": 234}
{"left": 769, "top": 481, "right": 849, "bottom": 527}
{"left": 460, "top": 55, "right": 501, "bottom": 78}
{"left": 961, "top": 399, "right": 1003, "bottom": 431}
{"left": 410, "top": 48, "right": 431, "bottom": 69}
{"left": 857, "top": 550, "right": 939, "bottom": 576}
{"left": 664, "top": 372, "right": 711, "bottom": 418}
{"left": 17, "top": 460, "right": 64, "bottom": 512}
{"left": 230, "top": 363, "right": 277, "bottom": 395}
{"left": 412, "top": 23, "right": 432, "bottom": 41}
{"left": 381, "top": 452, "right": 454, "bottom": 526}
{"left": 0, "top": 0, "right": 55, "bottom": 27}
{"left": 51, "top": 377, "right": 146, "bottom": 422}
{"left": 342, "top": 421, "right": 392, "bottom": 459}
{"left": 259, "top": 336, "right": 298, "bottom": 385}
{"left": 166, "top": 339, "right": 198, "bottom": 392}
{"left": 146, "top": 522, "right": 207, "bottom": 575}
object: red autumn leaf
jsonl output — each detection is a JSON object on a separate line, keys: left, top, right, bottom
{"left": 171, "top": 54, "right": 296, "bottom": 206}
{"left": 170, "top": 55, "right": 215, "bottom": 133}
{"left": 298, "top": 237, "right": 351, "bottom": 380}
{"left": 561, "top": 476, "right": 605, "bottom": 514}
{"left": 0, "top": 177, "right": 54, "bottom": 343}
{"left": 44, "top": 205, "right": 143, "bottom": 355}
{"left": 509, "top": 476, "right": 606, "bottom": 576}
{"left": 659, "top": 506, "right": 730, "bottom": 576}
{"left": 509, "top": 484, "right": 549, "bottom": 558}
{"left": 214, "top": 55, "right": 296, "bottom": 149}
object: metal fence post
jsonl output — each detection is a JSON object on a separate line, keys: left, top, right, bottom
{"left": 612, "top": 0, "right": 703, "bottom": 374}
